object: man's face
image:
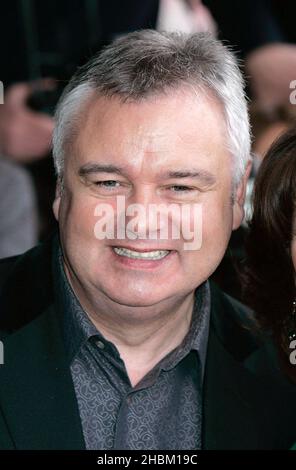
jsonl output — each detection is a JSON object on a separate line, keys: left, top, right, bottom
{"left": 54, "top": 88, "right": 246, "bottom": 308}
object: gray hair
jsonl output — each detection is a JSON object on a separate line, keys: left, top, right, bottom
{"left": 53, "top": 30, "right": 251, "bottom": 185}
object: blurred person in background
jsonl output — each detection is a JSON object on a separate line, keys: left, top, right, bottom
{"left": 0, "top": 157, "right": 37, "bottom": 258}
{"left": 243, "top": 129, "right": 296, "bottom": 385}
{"left": 251, "top": 104, "right": 296, "bottom": 161}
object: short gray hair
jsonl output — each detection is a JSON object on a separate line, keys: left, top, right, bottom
{"left": 53, "top": 30, "right": 251, "bottom": 185}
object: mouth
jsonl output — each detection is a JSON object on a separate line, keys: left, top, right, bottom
{"left": 112, "top": 246, "right": 171, "bottom": 260}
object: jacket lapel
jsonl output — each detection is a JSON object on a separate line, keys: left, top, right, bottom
{"left": 0, "top": 304, "right": 85, "bottom": 449}
{"left": 203, "top": 329, "right": 262, "bottom": 449}
{"left": 202, "top": 283, "right": 274, "bottom": 449}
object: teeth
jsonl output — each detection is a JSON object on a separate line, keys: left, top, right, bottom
{"left": 113, "top": 247, "right": 170, "bottom": 260}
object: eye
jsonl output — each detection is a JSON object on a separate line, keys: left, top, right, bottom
{"left": 170, "top": 185, "right": 194, "bottom": 192}
{"left": 164, "top": 185, "right": 200, "bottom": 200}
{"left": 94, "top": 180, "right": 121, "bottom": 190}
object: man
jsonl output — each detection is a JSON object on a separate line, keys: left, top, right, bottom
{"left": 0, "top": 30, "right": 294, "bottom": 450}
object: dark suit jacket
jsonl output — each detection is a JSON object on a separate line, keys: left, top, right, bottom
{"left": 0, "top": 236, "right": 294, "bottom": 450}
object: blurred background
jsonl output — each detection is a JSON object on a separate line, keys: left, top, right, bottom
{"left": 0, "top": 0, "right": 296, "bottom": 299}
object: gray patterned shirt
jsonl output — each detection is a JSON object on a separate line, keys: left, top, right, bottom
{"left": 53, "top": 242, "right": 210, "bottom": 450}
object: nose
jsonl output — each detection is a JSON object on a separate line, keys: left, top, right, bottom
{"left": 125, "top": 186, "right": 160, "bottom": 240}
{"left": 122, "top": 186, "right": 183, "bottom": 242}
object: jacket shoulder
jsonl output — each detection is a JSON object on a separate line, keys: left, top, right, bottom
{"left": 0, "top": 255, "right": 19, "bottom": 289}
{"left": 0, "top": 235, "right": 55, "bottom": 333}
{"left": 209, "top": 281, "right": 261, "bottom": 361}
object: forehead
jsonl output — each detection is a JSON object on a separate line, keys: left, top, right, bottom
{"left": 70, "top": 87, "right": 230, "bottom": 176}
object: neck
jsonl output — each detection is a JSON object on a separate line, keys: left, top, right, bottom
{"left": 65, "top": 265, "right": 195, "bottom": 386}
{"left": 90, "top": 295, "right": 194, "bottom": 386}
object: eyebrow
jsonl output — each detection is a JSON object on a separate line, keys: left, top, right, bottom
{"left": 78, "top": 163, "right": 216, "bottom": 185}
{"left": 163, "top": 170, "right": 216, "bottom": 185}
{"left": 78, "top": 164, "right": 128, "bottom": 177}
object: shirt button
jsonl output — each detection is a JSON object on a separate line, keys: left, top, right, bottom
{"left": 96, "top": 340, "right": 105, "bottom": 350}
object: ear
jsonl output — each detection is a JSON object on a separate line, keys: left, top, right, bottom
{"left": 52, "top": 180, "right": 62, "bottom": 221}
{"left": 232, "top": 160, "right": 252, "bottom": 230}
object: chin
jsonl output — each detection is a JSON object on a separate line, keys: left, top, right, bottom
{"left": 102, "top": 285, "right": 172, "bottom": 308}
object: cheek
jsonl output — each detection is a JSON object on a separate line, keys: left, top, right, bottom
{"left": 202, "top": 196, "right": 233, "bottom": 242}
{"left": 60, "top": 193, "right": 101, "bottom": 241}
{"left": 180, "top": 202, "right": 233, "bottom": 278}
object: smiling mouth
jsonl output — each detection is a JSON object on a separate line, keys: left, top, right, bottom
{"left": 112, "top": 247, "right": 171, "bottom": 260}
